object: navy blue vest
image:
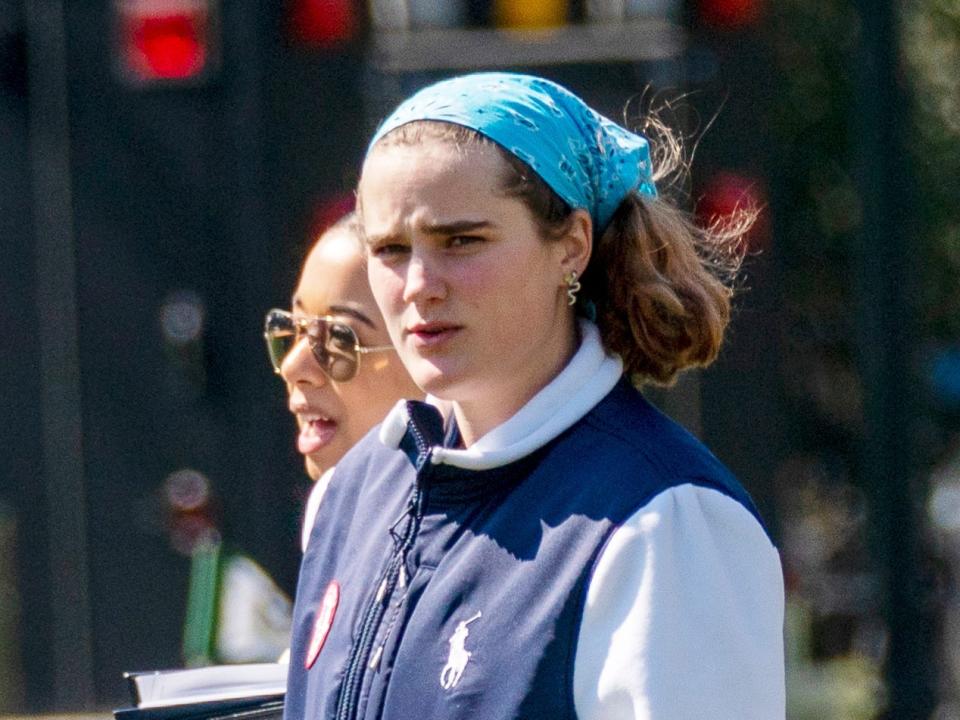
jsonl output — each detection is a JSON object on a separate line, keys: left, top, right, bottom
{"left": 285, "top": 378, "right": 764, "bottom": 720}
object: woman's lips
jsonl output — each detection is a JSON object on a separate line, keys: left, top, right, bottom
{"left": 297, "top": 416, "right": 337, "bottom": 454}
{"left": 406, "top": 322, "right": 462, "bottom": 348}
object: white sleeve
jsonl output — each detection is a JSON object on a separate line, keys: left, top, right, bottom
{"left": 301, "top": 467, "right": 335, "bottom": 553}
{"left": 573, "top": 484, "right": 785, "bottom": 720}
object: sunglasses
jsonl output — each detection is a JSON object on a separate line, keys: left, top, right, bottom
{"left": 263, "top": 308, "right": 395, "bottom": 382}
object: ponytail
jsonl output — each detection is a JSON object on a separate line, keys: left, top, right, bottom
{"left": 584, "top": 192, "right": 749, "bottom": 385}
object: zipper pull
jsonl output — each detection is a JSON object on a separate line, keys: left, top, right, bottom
{"left": 374, "top": 578, "right": 388, "bottom": 604}
{"left": 388, "top": 509, "right": 408, "bottom": 544}
{"left": 388, "top": 490, "right": 419, "bottom": 544}
{"left": 368, "top": 644, "right": 384, "bottom": 671}
{"left": 398, "top": 563, "right": 407, "bottom": 591}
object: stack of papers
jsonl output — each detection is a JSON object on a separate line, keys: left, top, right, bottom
{"left": 113, "top": 662, "right": 286, "bottom": 719}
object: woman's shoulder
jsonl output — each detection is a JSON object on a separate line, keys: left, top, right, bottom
{"left": 338, "top": 421, "right": 409, "bottom": 474}
{"left": 578, "top": 379, "right": 725, "bottom": 473}
{"left": 301, "top": 423, "right": 414, "bottom": 552}
{"left": 319, "top": 423, "right": 413, "bottom": 507}
{"left": 558, "top": 378, "right": 766, "bottom": 531}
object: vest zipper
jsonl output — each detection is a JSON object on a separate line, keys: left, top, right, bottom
{"left": 334, "top": 482, "right": 426, "bottom": 720}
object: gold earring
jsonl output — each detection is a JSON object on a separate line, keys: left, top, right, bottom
{"left": 564, "top": 271, "right": 581, "bottom": 306}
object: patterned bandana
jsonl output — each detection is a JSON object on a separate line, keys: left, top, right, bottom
{"left": 368, "top": 72, "right": 657, "bottom": 232}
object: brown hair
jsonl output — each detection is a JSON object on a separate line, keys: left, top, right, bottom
{"left": 370, "top": 120, "right": 752, "bottom": 386}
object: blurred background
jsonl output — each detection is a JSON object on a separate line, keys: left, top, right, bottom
{"left": 0, "top": 0, "right": 958, "bottom": 717}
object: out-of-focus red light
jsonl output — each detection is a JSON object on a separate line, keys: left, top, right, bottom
{"left": 116, "top": 0, "right": 214, "bottom": 84}
{"left": 698, "top": 0, "right": 763, "bottom": 29}
{"left": 287, "top": 0, "right": 357, "bottom": 48}
{"left": 132, "top": 15, "right": 205, "bottom": 79}
{"left": 308, "top": 193, "right": 356, "bottom": 239}
{"left": 697, "top": 171, "right": 770, "bottom": 250}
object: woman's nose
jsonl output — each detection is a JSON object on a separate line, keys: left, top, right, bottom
{"left": 280, "top": 336, "right": 327, "bottom": 387}
{"left": 402, "top": 255, "right": 445, "bottom": 304}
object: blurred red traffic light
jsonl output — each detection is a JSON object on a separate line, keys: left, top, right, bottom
{"left": 115, "top": 0, "right": 216, "bottom": 84}
{"left": 286, "top": 0, "right": 358, "bottom": 48}
{"left": 698, "top": 0, "right": 763, "bottom": 29}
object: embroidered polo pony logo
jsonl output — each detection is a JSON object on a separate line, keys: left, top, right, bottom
{"left": 440, "top": 611, "right": 482, "bottom": 690}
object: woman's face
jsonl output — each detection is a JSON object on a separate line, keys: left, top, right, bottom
{"left": 280, "top": 227, "right": 420, "bottom": 479}
{"left": 359, "top": 137, "right": 587, "bottom": 439}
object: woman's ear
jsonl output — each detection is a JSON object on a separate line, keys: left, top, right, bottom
{"left": 558, "top": 208, "right": 593, "bottom": 278}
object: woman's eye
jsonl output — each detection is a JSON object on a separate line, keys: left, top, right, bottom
{"left": 448, "top": 235, "right": 483, "bottom": 249}
{"left": 369, "top": 242, "right": 410, "bottom": 259}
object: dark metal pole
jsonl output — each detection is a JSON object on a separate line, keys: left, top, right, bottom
{"left": 25, "top": 0, "right": 96, "bottom": 709}
{"left": 853, "top": 1, "right": 933, "bottom": 716}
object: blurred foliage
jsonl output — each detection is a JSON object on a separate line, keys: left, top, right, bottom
{"left": 902, "top": 0, "right": 960, "bottom": 342}
{"left": 786, "top": 600, "right": 886, "bottom": 720}
{"left": 766, "top": 0, "right": 864, "bottom": 448}
{"left": 767, "top": 0, "right": 960, "bottom": 424}
{"left": 777, "top": 454, "right": 887, "bottom": 720}
{"left": 765, "top": 0, "right": 960, "bottom": 717}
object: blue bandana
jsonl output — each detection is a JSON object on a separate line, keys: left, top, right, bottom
{"left": 368, "top": 72, "right": 657, "bottom": 232}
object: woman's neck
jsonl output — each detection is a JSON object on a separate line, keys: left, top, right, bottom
{"left": 451, "top": 320, "right": 580, "bottom": 447}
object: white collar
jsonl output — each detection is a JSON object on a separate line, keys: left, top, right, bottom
{"left": 379, "top": 320, "right": 623, "bottom": 471}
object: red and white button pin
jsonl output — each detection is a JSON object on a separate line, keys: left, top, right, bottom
{"left": 305, "top": 580, "right": 340, "bottom": 670}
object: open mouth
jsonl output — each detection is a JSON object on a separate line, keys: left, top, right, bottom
{"left": 298, "top": 415, "right": 337, "bottom": 454}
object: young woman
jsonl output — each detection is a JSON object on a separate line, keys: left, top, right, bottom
{"left": 264, "top": 214, "right": 421, "bottom": 549}
{"left": 285, "top": 74, "right": 785, "bottom": 720}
